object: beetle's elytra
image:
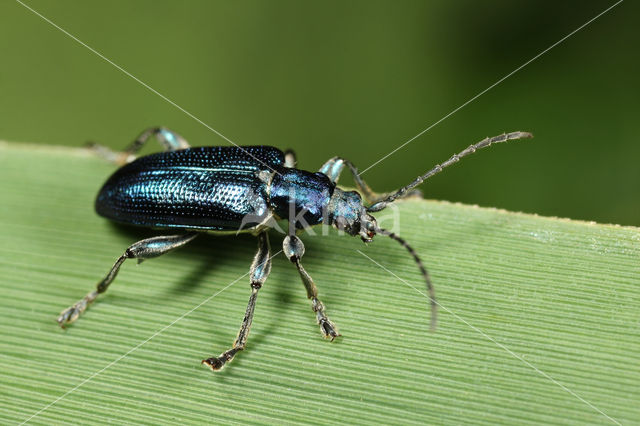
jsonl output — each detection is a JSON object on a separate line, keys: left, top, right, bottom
{"left": 58, "top": 127, "right": 532, "bottom": 371}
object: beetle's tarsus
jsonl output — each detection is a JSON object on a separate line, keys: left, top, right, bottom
{"left": 85, "top": 141, "right": 134, "bottom": 165}
{"left": 56, "top": 308, "right": 77, "bottom": 327}
{"left": 57, "top": 290, "right": 98, "bottom": 327}
{"left": 202, "top": 348, "right": 241, "bottom": 371}
{"left": 312, "top": 297, "right": 340, "bottom": 340}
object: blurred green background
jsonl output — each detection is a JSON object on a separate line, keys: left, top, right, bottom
{"left": 1, "top": 0, "right": 638, "bottom": 225}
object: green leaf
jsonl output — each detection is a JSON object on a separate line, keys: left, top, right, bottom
{"left": 1, "top": 142, "right": 638, "bottom": 425}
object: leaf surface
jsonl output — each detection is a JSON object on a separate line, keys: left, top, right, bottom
{"left": 1, "top": 142, "right": 638, "bottom": 425}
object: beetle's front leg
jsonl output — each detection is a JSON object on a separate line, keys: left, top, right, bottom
{"left": 202, "top": 232, "right": 272, "bottom": 371}
{"left": 283, "top": 234, "right": 340, "bottom": 340}
{"left": 88, "top": 127, "right": 191, "bottom": 165}
{"left": 57, "top": 233, "right": 198, "bottom": 327}
{"left": 319, "top": 157, "right": 415, "bottom": 204}
{"left": 283, "top": 149, "right": 297, "bottom": 168}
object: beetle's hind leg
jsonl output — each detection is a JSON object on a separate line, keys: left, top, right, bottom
{"left": 283, "top": 235, "right": 340, "bottom": 340}
{"left": 87, "top": 127, "right": 191, "bottom": 165}
{"left": 203, "top": 232, "right": 272, "bottom": 371}
{"left": 57, "top": 233, "right": 198, "bottom": 327}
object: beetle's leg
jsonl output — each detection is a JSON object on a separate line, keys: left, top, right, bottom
{"left": 283, "top": 234, "right": 340, "bottom": 340}
{"left": 202, "top": 232, "right": 272, "bottom": 371}
{"left": 125, "top": 127, "right": 191, "bottom": 154}
{"left": 87, "top": 127, "right": 191, "bottom": 165}
{"left": 319, "top": 157, "right": 347, "bottom": 184}
{"left": 283, "top": 149, "right": 297, "bottom": 168}
{"left": 319, "top": 157, "right": 379, "bottom": 203}
{"left": 57, "top": 233, "right": 198, "bottom": 327}
{"left": 319, "top": 157, "right": 422, "bottom": 203}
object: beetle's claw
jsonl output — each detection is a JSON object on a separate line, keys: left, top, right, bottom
{"left": 201, "top": 357, "right": 225, "bottom": 371}
{"left": 319, "top": 319, "right": 340, "bottom": 341}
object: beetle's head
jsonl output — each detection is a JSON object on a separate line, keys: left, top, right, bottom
{"left": 328, "top": 188, "right": 377, "bottom": 242}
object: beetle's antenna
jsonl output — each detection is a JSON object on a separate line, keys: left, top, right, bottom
{"left": 367, "top": 131, "right": 533, "bottom": 212}
{"left": 376, "top": 227, "right": 437, "bottom": 331}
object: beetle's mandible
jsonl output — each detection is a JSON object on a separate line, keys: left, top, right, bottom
{"left": 57, "top": 127, "right": 532, "bottom": 371}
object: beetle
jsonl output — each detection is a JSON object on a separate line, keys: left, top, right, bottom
{"left": 57, "top": 127, "right": 532, "bottom": 370}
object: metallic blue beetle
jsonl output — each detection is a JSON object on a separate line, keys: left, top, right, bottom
{"left": 58, "top": 127, "right": 531, "bottom": 370}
